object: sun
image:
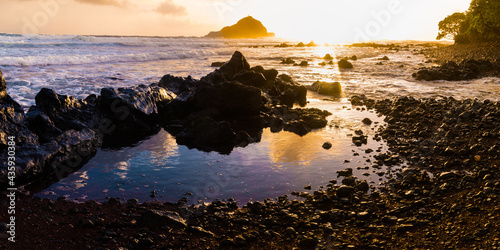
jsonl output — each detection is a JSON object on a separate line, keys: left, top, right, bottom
{"left": 253, "top": 1, "right": 377, "bottom": 44}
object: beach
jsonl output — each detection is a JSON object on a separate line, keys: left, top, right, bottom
{"left": 1, "top": 37, "right": 500, "bottom": 249}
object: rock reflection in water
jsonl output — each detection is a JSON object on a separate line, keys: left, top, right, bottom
{"left": 36, "top": 99, "right": 389, "bottom": 204}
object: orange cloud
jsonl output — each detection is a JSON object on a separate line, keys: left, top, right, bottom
{"left": 75, "top": 0, "right": 128, "bottom": 7}
{"left": 156, "top": 0, "right": 187, "bottom": 16}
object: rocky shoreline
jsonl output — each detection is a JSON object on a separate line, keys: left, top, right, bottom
{"left": 2, "top": 95, "right": 499, "bottom": 249}
{"left": 0, "top": 51, "right": 330, "bottom": 189}
{"left": 413, "top": 42, "right": 500, "bottom": 81}
{"left": 2, "top": 46, "right": 500, "bottom": 249}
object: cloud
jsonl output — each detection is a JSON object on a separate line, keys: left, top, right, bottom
{"left": 75, "top": 0, "right": 129, "bottom": 8}
{"left": 156, "top": 0, "right": 187, "bottom": 16}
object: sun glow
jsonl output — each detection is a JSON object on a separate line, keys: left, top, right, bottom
{"left": 211, "top": 0, "right": 472, "bottom": 44}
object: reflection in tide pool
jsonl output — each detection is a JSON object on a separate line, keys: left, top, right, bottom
{"left": 37, "top": 98, "right": 391, "bottom": 204}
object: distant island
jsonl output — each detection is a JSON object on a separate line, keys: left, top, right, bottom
{"left": 205, "top": 16, "right": 275, "bottom": 39}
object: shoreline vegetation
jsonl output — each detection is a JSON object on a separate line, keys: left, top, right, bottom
{"left": 1, "top": 41, "right": 500, "bottom": 249}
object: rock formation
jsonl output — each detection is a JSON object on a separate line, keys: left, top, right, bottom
{"left": 205, "top": 16, "right": 275, "bottom": 39}
{"left": 0, "top": 51, "right": 331, "bottom": 189}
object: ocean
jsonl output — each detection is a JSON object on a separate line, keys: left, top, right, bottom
{"left": 2, "top": 33, "right": 499, "bottom": 204}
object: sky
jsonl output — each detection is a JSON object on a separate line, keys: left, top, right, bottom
{"left": 0, "top": 0, "right": 472, "bottom": 43}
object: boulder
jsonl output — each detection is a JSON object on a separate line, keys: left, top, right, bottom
{"left": 201, "top": 51, "right": 251, "bottom": 85}
{"left": 40, "top": 129, "right": 101, "bottom": 182}
{"left": 0, "top": 75, "right": 102, "bottom": 189}
{"left": 0, "top": 68, "right": 39, "bottom": 158}
{"left": 34, "top": 88, "right": 81, "bottom": 115}
{"left": 336, "top": 185, "right": 355, "bottom": 198}
{"left": 413, "top": 59, "right": 498, "bottom": 81}
{"left": 251, "top": 66, "right": 278, "bottom": 82}
{"left": 159, "top": 51, "right": 329, "bottom": 153}
{"left": 308, "top": 81, "right": 342, "bottom": 97}
{"left": 25, "top": 111, "right": 62, "bottom": 143}
{"left": 232, "top": 70, "right": 267, "bottom": 88}
{"left": 338, "top": 59, "right": 353, "bottom": 69}
{"left": 31, "top": 88, "right": 94, "bottom": 132}
{"left": 193, "top": 81, "right": 264, "bottom": 118}
{"left": 296, "top": 61, "right": 308, "bottom": 66}
{"left": 98, "top": 86, "right": 175, "bottom": 147}
{"left": 282, "top": 108, "right": 331, "bottom": 135}
{"left": 220, "top": 51, "right": 251, "bottom": 79}
{"left": 270, "top": 76, "right": 307, "bottom": 107}
{"left": 281, "top": 58, "right": 295, "bottom": 64}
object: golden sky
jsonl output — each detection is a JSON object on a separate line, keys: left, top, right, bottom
{"left": 0, "top": 0, "right": 471, "bottom": 43}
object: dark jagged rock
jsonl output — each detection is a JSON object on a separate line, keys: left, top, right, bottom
{"left": 30, "top": 88, "right": 95, "bottom": 133}
{"left": 160, "top": 51, "right": 328, "bottom": 153}
{"left": 193, "top": 81, "right": 264, "bottom": 118}
{"left": 201, "top": 51, "right": 251, "bottom": 85}
{"left": 308, "top": 81, "right": 342, "bottom": 97}
{"left": 211, "top": 62, "right": 225, "bottom": 67}
{"left": 205, "top": 16, "right": 275, "bottom": 39}
{"left": 220, "top": 51, "right": 251, "bottom": 79}
{"left": 413, "top": 59, "right": 500, "bottom": 81}
{"left": 0, "top": 84, "right": 102, "bottom": 189}
{"left": 158, "top": 75, "right": 200, "bottom": 98}
{"left": 273, "top": 75, "right": 307, "bottom": 107}
{"left": 24, "top": 111, "right": 62, "bottom": 143}
{"left": 34, "top": 88, "right": 81, "bottom": 115}
{"left": 250, "top": 66, "right": 278, "bottom": 82}
{"left": 98, "top": 85, "right": 175, "bottom": 147}
{"left": 232, "top": 70, "right": 267, "bottom": 88}
{"left": 280, "top": 108, "right": 332, "bottom": 136}
{"left": 0, "top": 70, "right": 37, "bottom": 148}
{"left": 0, "top": 71, "right": 176, "bottom": 188}
{"left": 1, "top": 50, "right": 332, "bottom": 187}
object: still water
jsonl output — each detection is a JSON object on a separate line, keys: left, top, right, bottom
{"left": 36, "top": 97, "right": 389, "bottom": 204}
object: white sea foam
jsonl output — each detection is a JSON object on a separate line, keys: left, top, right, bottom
{"left": 1, "top": 33, "right": 499, "bottom": 109}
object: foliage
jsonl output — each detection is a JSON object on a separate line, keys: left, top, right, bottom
{"left": 437, "top": 0, "right": 500, "bottom": 43}
{"left": 465, "top": 0, "right": 500, "bottom": 42}
{"left": 436, "top": 12, "right": 467, "bottom": 40}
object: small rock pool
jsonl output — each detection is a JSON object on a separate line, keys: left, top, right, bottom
{"left": 34, "top": 96, "right": 393, "bottom": 204}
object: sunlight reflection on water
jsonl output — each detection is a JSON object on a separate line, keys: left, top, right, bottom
{"left": 37, "top": 97, "right": 391, "bottom": 204}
